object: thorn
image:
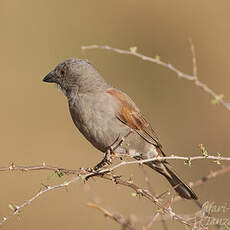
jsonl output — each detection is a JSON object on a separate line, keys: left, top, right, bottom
{"left": 9, "top": 162, "right": 15, "bottom": 171}
{"left": 127, "top": 176, "right": 134, "bottom": 184}
{"left": 41, "top": 183, "right": 49, "bottom": 189}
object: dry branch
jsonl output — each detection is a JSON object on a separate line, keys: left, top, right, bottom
{"left": 0, "top": 156, "right": 229, "bottom": 228}
{"left": 1, "top": 154, "right": 229, "bottom": 176}
{"left": 0, "top": 162, "right": 77, "bottom": 174}
{"left": 81, "top": 44, "right": 230, "bottom": 111}
{"left": 87, "top": 202, "right": 137, "bottom": 230}
{"left": 0, "top": 176, "right": 79, "bottom": 226}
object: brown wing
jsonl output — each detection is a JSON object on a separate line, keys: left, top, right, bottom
{"left": 107, "top": 88, "right": 163, "bottom": 150}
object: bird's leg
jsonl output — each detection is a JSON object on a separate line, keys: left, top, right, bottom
{"left": 93, "top": 131, "right": 133, "bottom": 171}
{"left": 110, "top": 130, "right": 133, "bottom": 152}
{"left": 93, "top": 149, "right": 113, "bottom": 171}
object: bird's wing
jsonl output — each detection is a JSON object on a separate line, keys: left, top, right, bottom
{"left": 106, "top": 87, "right": 165, "bottom": 156}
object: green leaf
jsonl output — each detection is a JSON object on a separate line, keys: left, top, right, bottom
{"left": 214, "top": 152, "right": 221, "bottom": 165}
{"left": 56, "top": 170, "right": 64, "bottom": 178}
{"left": 8, "top": 204, "right": 16, "bottom": 211}
{"left": 155, "top": 55, "right": 160, "bottom": 61}
{"left": 211, "top": 94, "right": 224, "bottom": 105}
{"left": 211, "top": 98, "right": 219, "bottom": 105}
{"left": 184, "top": 157, "right": 191, "bottom": 166}
{"left": 156, "top": 209, "right": 163, "bottom": 213}
{"left": 131, "top": 192, "right": 137, "bottom": 197}
{"left": 203, "top": 150, "right": 209, "bottom": 157}
{"left": 199, "top": 144, "right": 208, "bottom": 157}
{"left": 214, "top": 160, "right": 221, "bottom": 165}
{"left": 129, "top": 46, "right": 137, "bottom": 53}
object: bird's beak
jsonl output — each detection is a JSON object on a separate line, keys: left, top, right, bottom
{"left": 43, "top": 72, "right": 56, "bottom": 83}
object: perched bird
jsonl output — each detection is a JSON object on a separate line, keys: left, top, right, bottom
{"left": 43, "top": 58, "right": 197, "bottom": 200}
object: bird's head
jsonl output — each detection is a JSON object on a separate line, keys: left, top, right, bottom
{"left": 43, "top": 58, "right": 106, "bottom": 97}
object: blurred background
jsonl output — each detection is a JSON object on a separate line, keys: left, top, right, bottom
{"left": 0, "top": 0, "right": 229, "bottom": 229}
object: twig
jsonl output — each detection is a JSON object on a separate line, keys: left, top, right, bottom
{"left": 140, "top": 167, "right": 169, "bottom": 230}
{"left": 109, "top": 154, "right": 230, "bottom": 168}
{"left": 0, "top": 176, "right": 80, "bottom": 226}
{"left": 160, "top": 214, "right": 169, "bottom": 230}
{"left": 143, "top": 198, "right": 174, "bottom": 230}
{"left": 0, "top": 162, "right": 78, "bottom": 174}
{"left": 189, "top": 38, "right": 198, "bottom": 78}
{"left": 139, "top": 165, "right": 156, "bottom": 196}
{"left": 101, "top": 175, "right": 197, "bottom": 228}
{"left": 84, "top": 155, "right": 230, "bottom": 178}
{"left": 87, "top": 202, "right": 137, "bottom": 230}
{"left": 1, "top": 155, "right": 229, "bottom": 177}
{"left": 143, "top": 196, "right": 177, "bottom": 230}
{"left": 143, "top": 211, "right": 160, "bottom": 230}
{"left": 0, "top": 160, "right": 229, "bottom": 227}
{"left": 81, "top": 45, "right": 230, "bottom": 111}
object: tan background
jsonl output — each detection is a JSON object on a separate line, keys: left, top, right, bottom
{"left": 0, "top": 0, "right": 229, "bottom": 229}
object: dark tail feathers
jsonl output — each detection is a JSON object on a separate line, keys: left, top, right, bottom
{"left": 146, "top": 162, "right": 198, "bottom": 200}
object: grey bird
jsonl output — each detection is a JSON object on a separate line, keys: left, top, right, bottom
{"left": 43, "top": 58, "right": 197, "bottom": 200}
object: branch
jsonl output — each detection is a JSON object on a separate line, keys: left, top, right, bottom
{"left": 1, "top": 155, "right": 229, "bottom": 176}
{"left": 0, "top": 176, "right": 80, "bottom": 226}
{"left": 142, "top": 196, "right": 174, "bottom": 230}
{"left": 81, "top": 44, "right": 230, "bottom": 111}
{"left": 0, "top": 159, "right": 229, "bottom": 228}
{"left": 83, "top": 155, "right": 230, "bottom": 178}
{"left": 87, "top": 202, "right": 137, "bottom": 230}
{"left": 102, "top": 165, "right": 230, "bottom": 230}
{"left": 101, "top": 174, "right": 198, "bottom": 229}
{"left": 0, "top": 162, "right": 78, "bottom": 174}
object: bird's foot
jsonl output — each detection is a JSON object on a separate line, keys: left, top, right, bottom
{"left": 85, "top": 167, "right": 95, "bottom": 173}
{"left": 93, "top": 150, "right": 113, "bottom": 171}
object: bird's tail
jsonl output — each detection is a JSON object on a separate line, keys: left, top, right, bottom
{"left": 146, "top": 161, "right": 198, "bottom": 200}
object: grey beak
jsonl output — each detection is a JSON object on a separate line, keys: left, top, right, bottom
{"left": 43, "top": 72, "right": 56, "bottom": 83}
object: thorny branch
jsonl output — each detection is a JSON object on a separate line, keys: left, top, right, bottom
{"left": 0, "top": 162, "right": 77, "bottom": 174}
{"left": 88, "top": 165, "right": 230, "bottom": 230}
{"left": 81, "top": 44, "right": 230, "bottom": 111}
{"left": 0, "top": 176, "right": 80, "bottom": 226}
{"left": 0, "top": 156, "right": 229, "bottom": 228}
{"left": 87, "top": 202, "right": 137, "bottom": 230}
{"left": 82, "top": 155, "right": 230, "bottom": 178}
{"left": 1, "top": 154, "right": 229, "bottom": 174}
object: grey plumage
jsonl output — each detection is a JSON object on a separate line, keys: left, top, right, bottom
{"left": 43, "top": 58, "right": 197, "bottom": 200}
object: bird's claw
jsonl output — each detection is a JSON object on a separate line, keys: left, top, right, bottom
{"left": 93, "top": 150, "right": 113, "bottom": 171}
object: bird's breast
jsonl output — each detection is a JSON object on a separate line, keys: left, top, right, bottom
{"left": 68, "top": 92, "right": 129, "bottom": 152}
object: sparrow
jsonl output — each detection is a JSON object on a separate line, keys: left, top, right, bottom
{"left": 43, "top": 58, "right": 197, "bottom": 200}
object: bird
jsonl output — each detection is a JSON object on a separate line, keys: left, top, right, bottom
{"left": 43, "top": 58, "right": 197, "bottom": 200}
